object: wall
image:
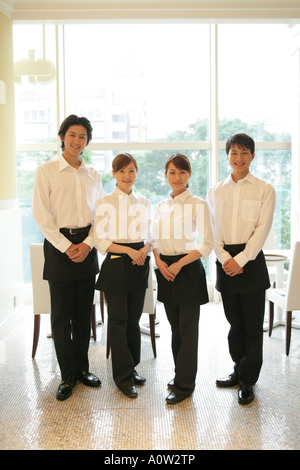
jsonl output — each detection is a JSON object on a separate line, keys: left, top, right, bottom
{"left": 10, "top": 0, "right": 300, "bottom": 22}
{"left": 0, "top": 11, "right": 24, "bottom": 338}
{"left": 0, "top": 208, "right": 24, "bottom": 337}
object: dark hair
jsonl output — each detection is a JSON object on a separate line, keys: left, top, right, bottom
{"left": 58, "top": 114, "right": 93, "bottom": 150}
{"left": 165, "top": 153, "right": 192, "bottom": 174}
{"left": 225, "top": 133, "right": 255, "bottom": 155}
{"left": 112, "top": 153, "right": 138, "bottom": 173}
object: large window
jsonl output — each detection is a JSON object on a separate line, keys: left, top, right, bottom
{"left": 13, "top": 22, "right": 292, "bottom": 282}
{"left": 218, "top": 24, "right": 292, "bottom": 141}
{"left": 63, "top": 24, "right": 210, "bottom": 143}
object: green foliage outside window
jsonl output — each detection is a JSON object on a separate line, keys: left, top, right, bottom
{"left": 17, "top": 117, "right": 291, "bottom": 282}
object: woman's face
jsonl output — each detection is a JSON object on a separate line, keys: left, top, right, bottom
{"left": 113, "top": 162, "right": 137, "bottom": 194}
{"left": 165, "top": 162, "right": 191, "bottom": 196}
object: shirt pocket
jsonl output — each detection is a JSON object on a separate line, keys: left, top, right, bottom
{"left": 242, "top": 200, "right": 261, "bottom": 223}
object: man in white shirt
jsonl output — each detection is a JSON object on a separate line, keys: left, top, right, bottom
{"left": 32, "top": 115, "right": 103, "bottom": 401}
{"left": 206, "top": 133, "right": 275, "bottom": 405}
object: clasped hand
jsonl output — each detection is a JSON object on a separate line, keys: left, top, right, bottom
{"left": 157, "top": 259, "right": 181, "bottom": 282}
{"left": 65, "top": 243, "right": 90, "bottom": 263}
{"left": 130, "top": 246, "right": 148, "bottom": 266}
{"left": 222, "top": 258, "right": 243, "bottom": 277}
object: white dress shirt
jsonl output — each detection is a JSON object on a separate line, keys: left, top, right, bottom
{"left": 206, "top": 172, "right": 276, "bottom": 268}
{"left": 152, "top": 189, "right": 213, "bottom": 258}
{"left": 32, "top": 155, "right": 103, "bottom": 253}
{"left": 93, "top": 186, "right": 152, "bottom": 255}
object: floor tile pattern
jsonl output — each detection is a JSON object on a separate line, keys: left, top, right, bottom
{"left": 1, "top": 302, "right": 300, "bottom": 450}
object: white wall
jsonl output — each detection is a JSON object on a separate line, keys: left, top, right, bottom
{"left": 0, "top": 206, "right": 24, "bottom": 338}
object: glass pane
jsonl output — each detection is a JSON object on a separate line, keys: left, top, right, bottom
{"left": 218, "top": 24, "right": 292, "bottom": 141}
{"left": 13, "top": 24, "right": 57, "bottom": 145}
{"left": 64, "top": 24, "right": 210, "bottom": 142}
{"left": 17, "top": 151, "right": 57, "bottom": 282}
{"left": 218, "top": 148, "right": 291, "bottom": 249}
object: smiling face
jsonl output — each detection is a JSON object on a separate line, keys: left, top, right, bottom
{"left": 227, "top": 144, "right": 255, "bottom": 182}
{"left": 165, "top": 161, "right": 191, "bottom": 197}
{"left": 60, "top": 124, "right": 88, "bottom": 162}
{"left": 113, "top": 162, "right": 137, "bottom": 194}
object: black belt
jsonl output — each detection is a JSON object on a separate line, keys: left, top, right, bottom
{"left": 60, "top": 225, "right": 91, "bottom": 236}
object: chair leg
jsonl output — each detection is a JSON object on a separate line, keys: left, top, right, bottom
{"left": 32, "top": 314, "right": 41, "bottom": 359}
{"left": 268, "top": 300, "right": 274, "bottom": 337}
{"left": 91, "top": 305, "right": 97, "bottom": 341}
{"left": 106, "top": 320, "right": 110, "bottom": 359}
{"left": 286, "top": 311, "right": 292, "bottom": 356}
{"left": 100, "top": 291, "right": 105, "bottom": 323}
{"left": 149, "top": 311, "right": 157, "bottom": 358}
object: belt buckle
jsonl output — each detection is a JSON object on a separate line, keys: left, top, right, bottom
{"left": 69, "top": 228, "right": 76, "bottom": 235}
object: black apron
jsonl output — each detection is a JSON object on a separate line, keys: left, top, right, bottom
{"left": 43, "top": 226, "right": 99, "bottom": 282}
{"left": 155, "top": 254, "right": 209, "bottom": 307}
{"left": 95, "top": 242, "right": 149, "bottom": 293}
{"left": 216, "top": 243, "right": 270, "bottom": 294}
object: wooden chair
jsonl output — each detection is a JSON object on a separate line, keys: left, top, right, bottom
{"left": 30, "top": 243, "right": 100, "bottom": 358}
{"left": 267, "top": 241, "right": 300, "bottom": 355}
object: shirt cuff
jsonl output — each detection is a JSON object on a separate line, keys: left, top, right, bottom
{"left": 83, "top": 235, "right": 93, "bottom": 249}
{"left": 196, "top": 245, "right": 211, "bottom": 259}
{"left": 219, "top": 251, "right": 232, "bottom": 265}
{"left": 151, "top": 241, "right": 158, "bottom": 250}
{"left": 56, "top": 237, "right": 72, "bottom": 253}
{"left": 234, "top": 252, "right": 248, "bottom": 269}
{"left": 95, "top": 239, "right": 112, "bottom": 256}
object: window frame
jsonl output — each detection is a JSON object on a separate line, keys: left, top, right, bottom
{"left": 14, "top": 22, "right": 294, "bottom": 284}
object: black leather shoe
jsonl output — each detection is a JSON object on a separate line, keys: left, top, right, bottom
{"left": 77, "top": 371, "right": 101, "bottom": 387}
{"left": 238, "top": 382, "right": 254, "bottom": 405}
{"left": 133, "top": 370, "right": 146, "bottom": 385}
{"left": 166, "top": 391, "right": 189, "bottom": 405}
{"left": 119, "top": 385, "right": 138, "bottom": 398}
{"left": 167, "top": 379, "right": 174, "bottom": 390}
{"left": 216, "top": 372, "right": 238, "bottom": 388}
{"left": 56, "top": 377, "right": 76, "bottom": 401}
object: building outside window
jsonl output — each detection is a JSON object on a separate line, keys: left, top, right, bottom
{"left": 13, "top": 23, "right": 292, "bottom": 282}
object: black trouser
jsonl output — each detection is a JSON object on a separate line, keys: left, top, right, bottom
{"left": 104, "top": 288, "right": 146, "bottom": 389}
{"left": 221, "top": 291, "right": 266, "bottom": 385}
{"left": 164, "top": 300, "right": 200, "bottom": 396}
{"left": 48, "top": 276, "right": 95, "bottom": 381}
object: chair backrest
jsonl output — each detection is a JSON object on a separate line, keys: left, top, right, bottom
{"left": 286, "top": 241, "right": 300, "bottom": 311}
{"left": 30, "top": 243, "right": 51, "bottom": 314}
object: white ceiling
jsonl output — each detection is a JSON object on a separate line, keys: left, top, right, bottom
{"left": 1, "top": 0, "right": 300, "bottom": 22}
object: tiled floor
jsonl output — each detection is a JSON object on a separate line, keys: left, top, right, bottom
{"left": 0, "top": 301, "right": 300, "bottom": 450}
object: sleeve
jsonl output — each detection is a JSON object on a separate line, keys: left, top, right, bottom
{"left": 195, "top": 200, "right": 214, "bottom": 258}
{"left": 206, "top": 187, "right": 231, "bottom": 264}
{"left": 32, "top": 165, "right": 71, "bottom": 253}
{"left": 145, "top": 199, "right": 154, "bottom": 248}
{"left": 234, "top": 183, "right": 276, "bottom": 268}
{"left": 82, "top": 171, "right": 104, "bottom": 249}
{"left": 150, "top": 202, "right": 161, "bottom": 251}
{"left": 93, "top": 196, "right": 116, "bottom": 255}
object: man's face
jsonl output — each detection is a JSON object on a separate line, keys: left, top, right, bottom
{"left": 61, "top": 125, "right": 88, "bottom": 159}
{"left": 227, "top": 144, "right": 255, "bottom": 181}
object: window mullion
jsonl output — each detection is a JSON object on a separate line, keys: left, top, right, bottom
{"left": 209, "top": 24, "right": 219, "bottom": 187}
